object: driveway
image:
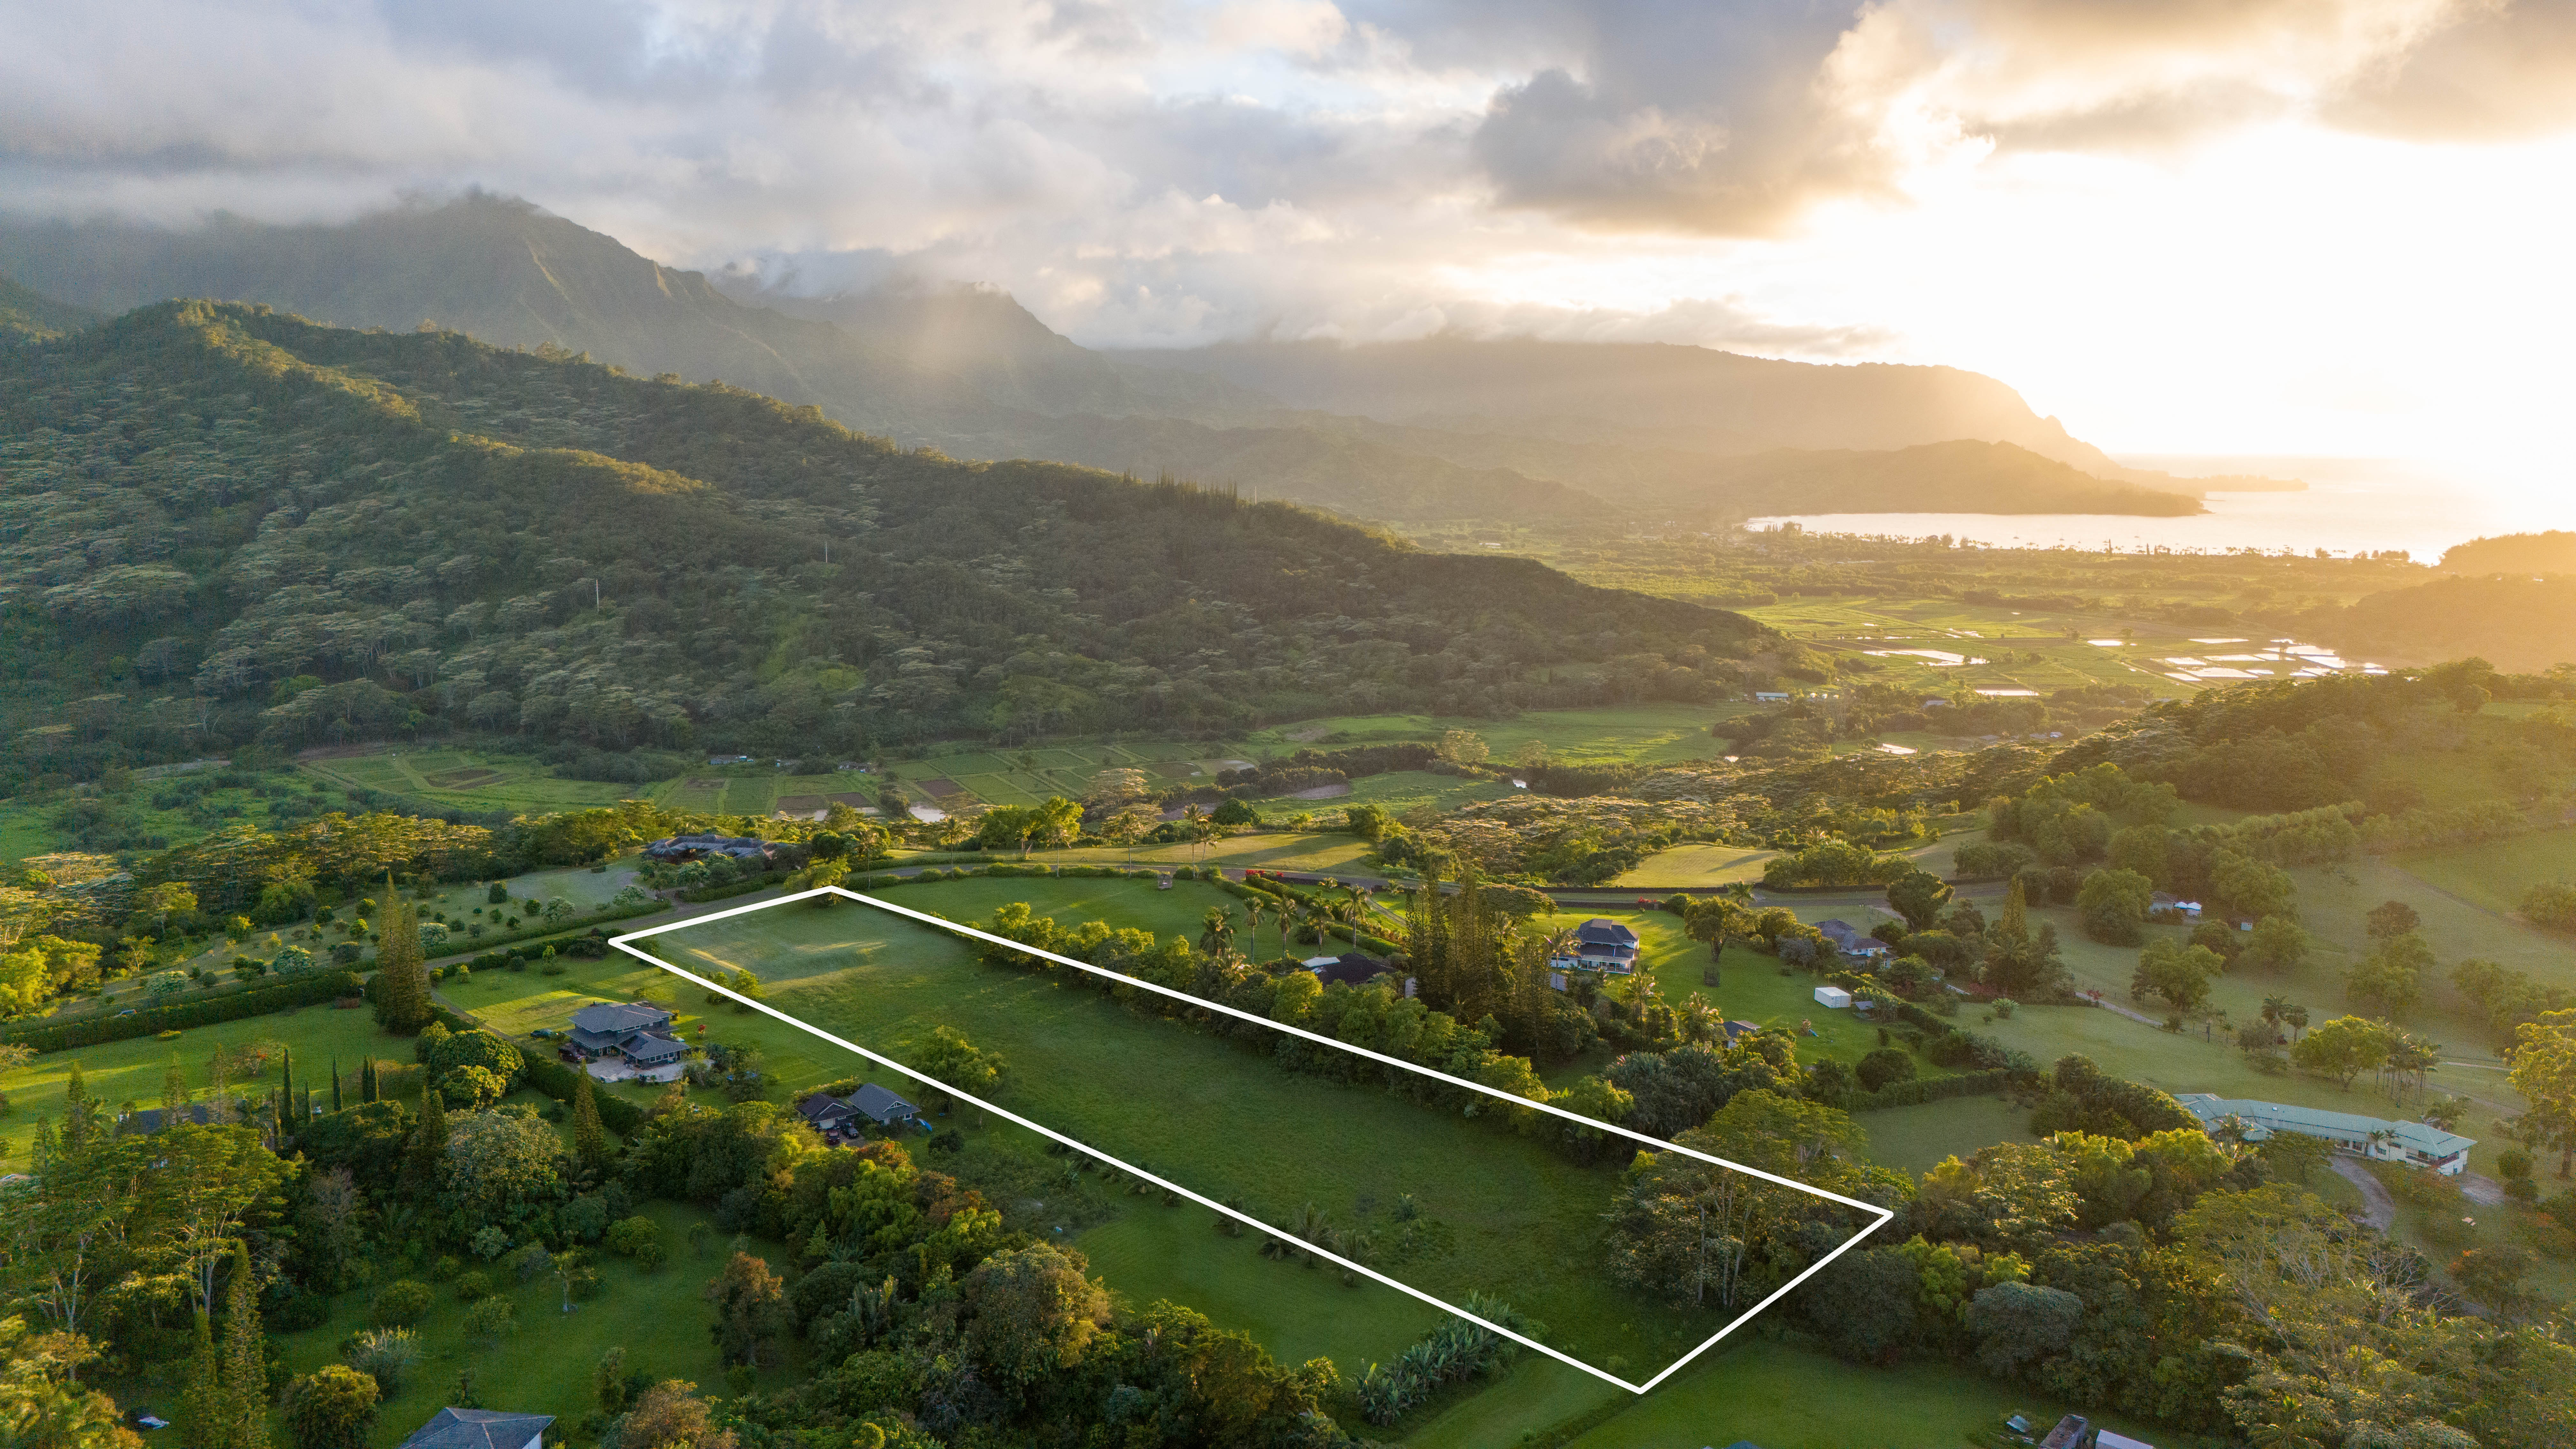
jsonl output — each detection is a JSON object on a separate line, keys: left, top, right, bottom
{"left": 2331, "top": 1155, "right": 2396, "bottom": 1231}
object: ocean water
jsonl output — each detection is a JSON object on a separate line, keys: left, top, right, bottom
{"left": 1744, "top": 463, "right": 2567, "bottom": 561}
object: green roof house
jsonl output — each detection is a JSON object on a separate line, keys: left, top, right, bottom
{"left": 2174, "top": 1094, "right": 2472, "bottom": 1176}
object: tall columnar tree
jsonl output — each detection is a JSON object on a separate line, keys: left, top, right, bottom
{"left": 60, "top": 1061, "right": 95, "bottom": 1153}
{"left": 278, "top": 1046, "right": 294, "bottom": 1126}
{"left": 216, "top": 1244, "right": 267, "bottom": 1446}
{"left": 572, "top": 1073, "right": 608, "bottom": 1175}
{"left": 329, "top": 1055, "right": 342, "bottom": 1113}
{"left": 372, "top": 878, "right": 433, "bottom": 1035}
{"left": 402, "top": 1086, "right": 448, "bottom": 1192}
{"left": 360, "top": 1057, "right": 378, "bottom": 1104}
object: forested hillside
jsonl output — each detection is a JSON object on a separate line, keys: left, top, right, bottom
{"left": 0, "top": 197, "right": 2217, "bottom": 524}
{"left": 0, "top": 300, "right": 1773, "bottom": 786}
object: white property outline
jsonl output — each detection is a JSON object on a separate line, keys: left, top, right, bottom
{"left": 612, "top": 886, "right": 1895, "bottom": 1395}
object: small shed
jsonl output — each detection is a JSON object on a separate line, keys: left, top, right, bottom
{"left": 1812, "top": 985, "right": 1852, "bottom": 1009}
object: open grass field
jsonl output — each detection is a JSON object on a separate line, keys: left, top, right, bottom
{"left": 297, "top": 746, "right": 641, "bottom": 815}
{"left": 0, "top": 1000, "right": 405, "bottom": 1162}
{"left": 1075, "top": 1194, "right": 1446, "bottom": 1373}
{"left": 1739, "top": 595, "right": 2219, "bottom": 699}
{"left": 1037, "top": 831, "right": 1382, "bottom": 874}
{"left": 633, "top": 890, "right": 1810, "bottom": 1378}
{"left": 238, "top": 1202, "right": 801, "bottom": 1449}
{"left": 1242, "top": 703, "right": 1741, "bottom": 767}
{"left": 1859, "top": 1094, "right": 2041, "bottom": 1176}
{"left": 1397, "top": 1333, "right": 2157, "bottom": 1449}
{"left": 1251, "top": 769, "right": 1517, "bottom": 818}
{"left": 2397, "top": 824, "right": 2576, "bottom": 918}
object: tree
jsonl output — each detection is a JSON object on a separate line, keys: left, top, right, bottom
{"left": 1885, "top": 869, "right": 1952, "bottom": 931}
{"left": 215, "top": 1246, "right": 267, "bottom": 1447}
{"left": 1434, "top": 729, "right": 1488, "bottom": 767}
{"left": 1793, "top": 1248, "right": 1921, "bottom": 1365}
{"left": 133, "top": 1125, "right": 290, "bottom": 1321}
{"left": 705, "top": 1252, "right": 787, "bottom": 1368}
{"left": 618, "top": 1382, "right": 737, "bottom": 1449}
{"left": 280, "top": 1366, "right": 379, "bottom": 1449}
{"left": 0, "top": 1316, "right": 142, "bottom": 1449}
{"left": 572, "top": 1074, "right": 609, "bottom": 1174}
{"left": 909, "top": 1026, "right": 1004, "bottom": 1114}
{"left": 2345, "top": 931, "right": 2434, "bottom": 1017}
{"left": 2076, "top": 868, "right": 2155, "bottom": 946}
{"left": 2365, "top": 899, "right": 2421, "bottom": 941}
{"left": 2294, "top": 1015, "right": 2394, "bottom": 1089}
{"left": 401, "top": 1086, "right": 448, "bottom": 1192}
{"left": 1855, "top": 1048, "right": 1917, "bottom": 1093}
{"left": 372, "top": 887, "right": 433, "bottom": 1035}
{"left": 2132, "top": 939, "right": 2222, "bottom": 1012}
{"left": 2507, "top": 1008, "right": 2576, "bottom": 1176}
{"left": 1965, "top": 1281, "right": 2084, "bottom": 1377}
{"left": 961, "top": 1244, "right": 1111, "bottom": 1392}
{"left": 2238, "top": 915, "right": 2309, "bottom": 974}
{"left": 1196, "top": 906, "right": 1236, "bottom": 959}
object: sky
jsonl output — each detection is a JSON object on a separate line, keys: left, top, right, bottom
{"left": 7, "top": 0, "right": 2576, "bottom": 478}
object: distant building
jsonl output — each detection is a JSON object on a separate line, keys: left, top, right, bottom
{"left": 1549, "top": 918, "right": 1641, "bottom": 975}
{"left": 2035, "top": 1413, "right": 2155, "bottom": 1449}
{"left": 2148, "top": 892, "right": 2203, "bottom": 921}
{"left": 116, "top": 1101, "right": 252, "bottom": 1135}
{"left": 1813, "top": 985, "right": 1852, "bottom": 1009}
{"left": 2174, "top": 1093, "right": 2473, "bottom": 1176}
{"left": 643, "top": 833, "right": 774, "bottom": 863}
{"left": 1720, "top": 1019, "right": 1763, "bottom": 1046}
{"left": 706, "top": 755, "right": 755, "bottom": 766}
{"left": 797, "top": 1092, "right": 862, "bottom": 1137}
{"left": 1753, "top": 691, "right": 1790, "bottom": 703}
{"left": 394, "top": 1408, "right": 554, "bottom": 1449}
{"left": 1816, "top": 919, "right": 1890, "bottom": 960}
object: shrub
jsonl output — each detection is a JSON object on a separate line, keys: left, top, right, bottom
{"left": 2523, "top": 882, "right": 2576, "bottom": 932}
{"left": 603, "top": 1216, "right": 661, "bottom": 1259}
{"left": 463, "top": 1295, "right": 516, "bottom": 1346}
{"left": 1855, "top": 1048, "right": 1918, "bottom": 1092}
{"left": 454, "top": 1271, "right": 492, "bottom": 1302}
{"left": 343, "top": 1328, "right": 422, "bottom": 1393}
{"left": 369, "top": 1279, "right": 432, "bottom": 1328}
{"left": 281, "top": 1366, "right": 379, "bottom": 1449}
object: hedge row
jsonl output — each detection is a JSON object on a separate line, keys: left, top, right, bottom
{"left": 1854, "top": 1068, "right": 2017, "bottom": 1111}
{"left": 426, "top": 898, "right": 670, "bottom": 953}
{"left": 676, "top": 876, "right": 782, "bottom": 904}
{"left": 518, "top": 1050, "right": 648, "bottom": 1135}
{"left": 4, "top": 970, "right": 367, "bottom": 1052}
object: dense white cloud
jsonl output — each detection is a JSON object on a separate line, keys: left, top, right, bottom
{"left": 3, "top": 0, "right": 2574, "bottom": 460}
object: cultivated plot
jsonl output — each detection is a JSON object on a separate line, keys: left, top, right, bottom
{"left": 614, "top": 889, "right": 1892, "bottom": 1393}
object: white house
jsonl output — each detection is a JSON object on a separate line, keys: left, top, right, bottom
{"left": 2174, "top": 1093, "right": 2474, "bottom": 1176}
{"left": 1548, "top": 918, "right": 1641, "bottom": 976}
{"left": 395, "top": 1408, "right": 553, "bottom": 1449}
{"left": 1812, "top": 985, "right": 1852, "bottom": 1009}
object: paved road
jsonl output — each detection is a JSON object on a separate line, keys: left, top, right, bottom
{"left": 2332, "top": 1156, "right": 2396, "bottom": 1230}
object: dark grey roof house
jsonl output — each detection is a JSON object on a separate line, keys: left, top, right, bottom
{"left": 1302, "top": 952, "right": 1387, "bottom": 988}
{"left": 117, "top": 1101, "right": 251, "bottom": 1135}
{"left": 798, "top": 1093, "right": 859, "bottom": 1132}
{"left": 850, "top": 1083, "right": 921, "bottom": 1128}
{"left": 643, "top": 833, "right": 774, "bottom": 863}
{"left": 394, "top": 1408, "right": 553, "bottom": 1449}
{"left": 1817, "top": 919, "right": 1890, "bottom": 958}
{"left": 568, "top": 1001, "right": 675, "bottom": 1054}
{"left": 1553, "top": 918, "right": 1641, "bottom": 974}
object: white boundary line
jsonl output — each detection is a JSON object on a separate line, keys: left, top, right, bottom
{"left": 612, "top": 885, "right": 1894, "bottom": 1395}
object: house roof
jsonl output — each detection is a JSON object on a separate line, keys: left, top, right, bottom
{"left": 1573, "top": 919, "right": 1638, "bottom": 947}
{"left": 395, "top": 1408, "right": 555, "bottom": 1449}
{"left": 851, "top": 1083, "right": 919, "bottom": 1124}
{"left": 616, "top": 1033, "right": 686, "bottom": 1064}
{"left": 2175, "top": 1094, "right": 2474, "bottom": 1160}
{"left": 797, "top": 1093, "right": 857, "bottom": 1124}
{"left": 121, "top": 1101, "right": 248, "bottom": 1133}
{"left": 571, "top": 1001, "right": 671, "bottom": 1035}
{"left": 1306, "top": 953, "right": 1387, "bottom": 988}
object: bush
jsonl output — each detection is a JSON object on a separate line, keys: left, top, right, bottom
{"left": 0, "top": 970, "right": 365, "bottom": 1051}
{"left": 603, "top": 1215, "right": 661, "bottom": 1259}
{"left": 1856, "top": 1068, "right": 2016, "bottom": 1109}
{"left": 463, "top": 1295, "right": 516, "bottom": 1346}
{"left": 281, "top": 1366, "right": 379, "bottom": 1449}
{"left": 369, "top": 1279, "right": 433, "bottom": 1328}
{"left": 2523, "top": 882, "right": 2576, "bottom": 932}
{"left": 453, "top": 1271, "right": 491, "bottom": 1302}
{"left": 343, "top": 1328, "right": 421, "bottom": 1393}
{"left": 1855, "top": 1047, "right": 1918, "bottom": 1092}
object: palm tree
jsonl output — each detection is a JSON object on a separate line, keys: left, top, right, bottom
{"left": 1291, "top": 1202, "right": 1331, "bottom": 1265}
{"left": 1680, "top": 992, "right": 1721, "bottom": 1044}
{"left": 1198, "top": 906, "right": 1236, "bottom": 958}
{"left": 1243, "top": 900, "right": 1269, "bottom": 962}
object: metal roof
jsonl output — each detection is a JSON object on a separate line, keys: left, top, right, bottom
{"left": 571, "top": 1001, "right": 671, "bottom": 1035}
{"left": 2175, "top": 1094, "right": 2473, "bottom": 1159}
{"left": 394, "top": 1408, "right": 555, "bottom": 1449}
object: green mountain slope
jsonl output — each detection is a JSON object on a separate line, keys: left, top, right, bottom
{"left": 0, "top": 302, "right": 1773, "bottom": 779}
{"left": 0, "top": 273, "right": 100, "bottom": 341}
{"left": 2310, "top": 575, "right": 2576, "bottom": 672}
{"left": 0, "top": 197, "right": 2210, "bottom": 523}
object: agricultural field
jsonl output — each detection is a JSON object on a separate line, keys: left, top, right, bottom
{"left": 1240, "top": 702, "right": 1745, "bottom": 767}
{"left": 249, "top": 1203, "right": 801, "bottom": 1449}
{"left": 296, "top": 746, "right": 643, "bottom": 815}
{"left": 628, "top": 886, "right": 1822, "bottom": 1377}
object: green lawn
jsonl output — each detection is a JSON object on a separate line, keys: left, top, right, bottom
{"left": 2398, "top": 824, "right": 2576, "bottom": 918}
{"left": 632, "top": 891, "right": 1776, "bottom": 1376}
{"left": 1859, "top": 1095, "right": 2039, "bottom": 1176}
{"left": 1075, "top": 1195, "right": 1444, "bottom": 1374}
{"left": 0, "top": 1002, "right": 407, "bottom": 1163}
{"left": 244, "top": 1202, "right": 799, "bottom": 1449}
{"left": 1036, "top": 831, "right": 1382, "bottom": 874}
{"left": 1397, "top": 1334, "right": 2160, "bottom": 1449}
{"left": 1607, "top": 843, "right": 1774, "bottom": 887}
{"left": 298, "top": 747, "right": 641, "bottom": 816}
